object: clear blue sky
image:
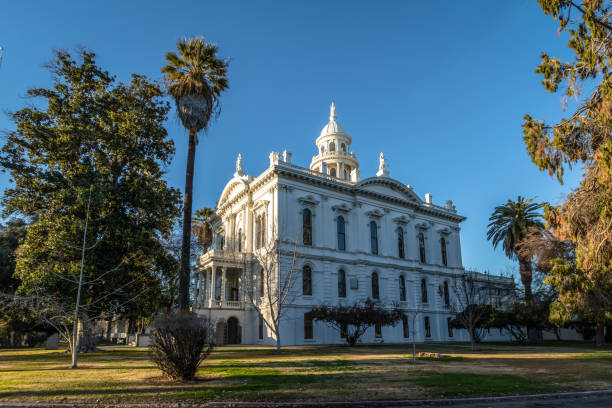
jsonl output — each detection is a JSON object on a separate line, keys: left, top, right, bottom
{"left": 0, "top": 1, "right": 582, "bottom": 278}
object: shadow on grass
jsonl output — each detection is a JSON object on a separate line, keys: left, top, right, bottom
{"left": 405, "top": 373, "right": 575, "bottom": 397}
{"left": 0, "top": 372, "right": 350, "bottom": 401}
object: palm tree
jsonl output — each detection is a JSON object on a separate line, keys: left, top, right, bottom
{"left": 162, "top": 37, "right": 229, "bottom": 312}
{"left": 487, "top": 196, "right": 544, "bottom": 301}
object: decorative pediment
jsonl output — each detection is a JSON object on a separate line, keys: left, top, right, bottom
{"left": 298, "top": 195, "right": 320, "bottom": 207}
{"left": 393, "top": 215, "right": 413, "bottom": 225}
{"left": 414, "top": 221, "right": 431, "bottom": 230}
{"left": 437, "top": 227, "right": 452, "bottom": 235}
{"left": 356, "top": 177, "right": 422, "bottom": 204}
{"left": 331, "top": 203, "right": 352, "bottom": 214}
{"left": 365, "top": 209, "right": 384, "bottom": 219}
{"left": 253, "top": 200, "right": 269, "bottom": 211}
{"left": 218, "top": 178, "right": 249, "bottom": 208}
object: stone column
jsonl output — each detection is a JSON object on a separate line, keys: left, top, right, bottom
{"left": 211, "top": 267, "right": 217, "bottom": 301}
{"left": 222, "top": 267, "right": 227, "bottom": 301}
{"left": 246, "top": 197, "right": 253, "bottom": 252}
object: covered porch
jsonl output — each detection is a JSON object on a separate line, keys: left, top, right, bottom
{"left": 194, "top": 249, "right": 252, "bottom": 309}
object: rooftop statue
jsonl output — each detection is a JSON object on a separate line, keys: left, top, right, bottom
{"left": 376, "top": 152, "right": 389, "bottom": 177}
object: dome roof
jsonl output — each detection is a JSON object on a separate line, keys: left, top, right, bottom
{"left": 320, "top": 102, "right": 347, "bottom": 137}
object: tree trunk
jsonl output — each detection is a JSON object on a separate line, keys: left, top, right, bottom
{"left": 179, "top": 128, "right": 197, "bottom": 312}
{"left": 469, "top": 326, "right": 476, "bottom": 351}
{"left": 78, "top": 312, "right": 99, "bottom": 353}
{"left": 518, "top": 256, "right": 538, "bottom": 344}
{"left": 596, "top": 321, "right": 606, "bottom": 346}
{"left": 106, "top": 319, "right": 112, "bottom": 342}
{"left": 518, "top": 257, "right": 533, "bottom": 302}
{"left": 275, "top": 336, "right": 281, "bottom": 353}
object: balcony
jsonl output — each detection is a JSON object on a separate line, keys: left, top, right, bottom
{"left": 198, "top": 249, "right": 252, "bottom": 269}
{"left": 200, "top": 299, "right": 244, "bottom": 309}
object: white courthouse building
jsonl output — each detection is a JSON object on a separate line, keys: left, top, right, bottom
{"left": 194, "top": 103, "right": 511, "bottom": 346}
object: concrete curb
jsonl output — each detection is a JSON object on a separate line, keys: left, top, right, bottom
{"left": 1, "top": 390, "right": 612, "bottom": 408}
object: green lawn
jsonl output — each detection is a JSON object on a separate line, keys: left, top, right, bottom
{"left": 1, "top": 342, "right": 611, "bottom": 403}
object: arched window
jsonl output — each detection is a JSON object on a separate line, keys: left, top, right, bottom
{"left": 370, "top": 221, "right": 378, "bottom": 255}
{"left": 371, "top": 272, "right": 379, "bottom": 299}
{"left": 398, "top": 227, "right": 405, "bottom": 259}
{"left": 344, "top": 169, "right": 348, "bottom": 180}
{"left": 338, "top": 269, "right": 346, "bottom": 298}
{"left": 443, "top": 281, "right": 450, "bottom": 307}
{"left": 329, "top": 141, "right": 335, "bottom": 151}
{"left": 399, "top": 275, "right": 406, "bottom": 301}
{"left": 418, "top": 232, "right": 426, "bottom": 263}
{"left": 330, "top": 167, "right": 337, "bottom": 177}
{"left": 441, "top": 237, "right": 448, "bottom": 266}
{"left": 302, "top": 265, "right": 312, "bottom": 296}
{"left": 302, "top": 209, "right": 312, "bottom": 246}
{"left": 237, "top": 229, "right": 242, "bottom": 252}
{"left": 402, "top": 315, "right": 409, "bottom": 338}
{"left": 337, "top": 216, "right": 346, "bottom": 251}
{"left": 421, "top": 278, "right": 428, "bottom": 303}
{"left": 341, "top": 143, "right": 346, "bottom": 152}
{"left": 219, "top": 235, "right": 225, "bottom": 250}
{"left": 424, "top": 316, "right": 431, "bottom": 337}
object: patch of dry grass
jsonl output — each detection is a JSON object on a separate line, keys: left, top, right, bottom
{"left": 0, "top": 342, "right": 611, "bottom": 403}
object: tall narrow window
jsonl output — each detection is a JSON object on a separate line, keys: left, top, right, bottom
{"left": 330, "top": 167, "right": 337, "bottom": 177}
{"left": 424, "top": 316, "right": 431, "bottom": 337}
{"left": 398, "top": 227, "right": 405, "bottom": 259}
{"left": 302, "top": 265, "right": 312, "bottom": 296}
{"left": 329, "top": 142, "right": 335, "bottom": 151}
{"left": 441, "top": 237, "right": 448, "bottom": 266}
{"left": 443, "top": 281, "right": 450, "bottom": 307}
{"left": 215, "top": 273, "right": 222, "bottom": 300}
{"left": 219, "top": 235, "right": 225, "bottom": 250}
{"left": 302, "top": 209, "right": 312, "bottom": 246}
{"left": 258, "top": 315, "right": 264, "bottom": 339}
{"left": 418, "top": 232, "right": 426, "bottom": 263}
{"left": 341, "top": 143, "right": 346, "bottom": 152}
{"left": 371, "top": 272, "right": 379, "bottom": 299}
{"left": 399, "top": 275, "right": 406, "bottom": 301}
{"left": 370, "top": 221, "right": 378, "bottom": 255}
{"left": 344, "top": 169, "right": 348, "bottom": 180}
{"left": 255, "top": 217, "right": 262, "bottom": 249}
{"left": 261, "top": 213, "right": 266, "bottom": 244}
{"left": 337, "top": 216, "right": 346, "bottom": 251}
{"left": 447, "top": 317, "right": 453, "bottom": 338}
{"left": 304, "top": 313, "right": 313, "bottom": 339}
{"left": 338, "top": 269, "right": 346, "bottom": 298}
{"left": 421, "top": 278, "right": 428, "bottom": 303}
{"left": 237, "top": 229, "right": 242, "bottom": 252}
{"left": 402, "top": 315, "right": 409, "bottom": 338}
{"left": 375, "top": 323, "right": 382, "bottom": 338}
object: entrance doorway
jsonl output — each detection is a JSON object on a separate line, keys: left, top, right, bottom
{"left": 226, "top": 317, "right": 241, "bottom": 344}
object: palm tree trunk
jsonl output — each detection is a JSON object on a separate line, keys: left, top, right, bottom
{"left": 518, "top": 257, "right": 533, "bottom": 302}
{"left": 179, "top": 128, "right": 197, "bottom": 312}
{"left": 518, "top": 256, "right": 539, "bottom": 344}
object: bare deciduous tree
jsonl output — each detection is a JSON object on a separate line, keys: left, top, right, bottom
{"left": 450, "top": 272, "right": 496, "bottom": 351}
{"left": 243, "top": 227, "right": 299, "bottom": 353}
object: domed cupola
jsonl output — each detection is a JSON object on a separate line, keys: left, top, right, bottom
{"left": 310, "top": 102, "right": 360, "bottom": 181}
